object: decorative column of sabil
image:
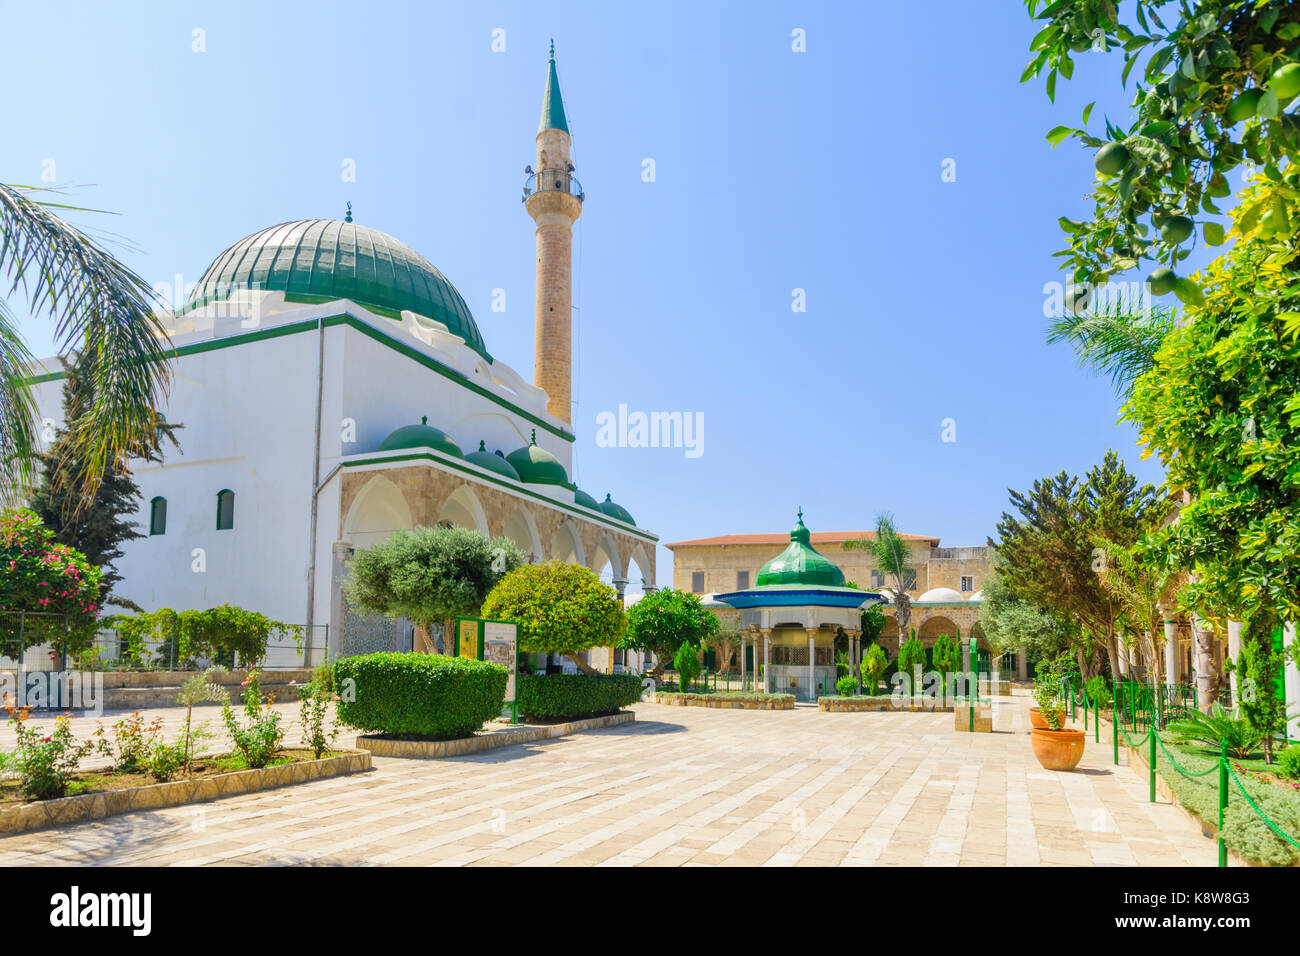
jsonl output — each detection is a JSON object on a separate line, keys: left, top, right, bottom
{"left": 525, "top": 42, "right": 582, "bottom": 424}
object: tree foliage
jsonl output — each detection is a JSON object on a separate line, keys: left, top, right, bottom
{"left": 931, "top": 634, "right": 960, "bottom": 675}
{"left": 991, "top": 450, "right": 1165, "bottom": 676}
{"left": 29, "top": 354, "right": 179, "bottom": 611}
{"left": 622, "top": 587, "right": 719, "bottom": 675}
{"left": 345, "top": 526, "right": 526, "bottom": 639}
{"left": 481, "top": 561, "right": 625, "bottom": 669}
{"left": 1023, "top": 0, "right": 1300, "bottom": 294}
{"left": 1126, "top": 179, "right": 1300, "bottom": 629}
{"left": 978, "top": 568, "right": 1076, "bottom": 662}
{"left": 845, "top": 514, "right": 914, "bottom": 639}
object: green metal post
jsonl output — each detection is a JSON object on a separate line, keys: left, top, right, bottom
{"left": 1112, "top": 705, "right": 1119, "bottom": 765}
{"left": 1094, "top": 694, "right": 1099, "bottom": 743}
{"left": 1070, "top": 678, "right": 1076, "bottom": 721}
{"left": 1217, "top": 741, "right": 1228, "bottom": 868}
{"left": 1149, "top": 728, "right": 1157, "bottom": 803}
{"left": 968, "top": 695, "right": 974, "bottom": 733}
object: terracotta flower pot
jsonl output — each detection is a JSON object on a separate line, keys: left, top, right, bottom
{"left": 1031, "top": 726, "right": 1085, "bottom": 771}
{"left": 1029, "top": 707, "right": 1051, "bottom": 729}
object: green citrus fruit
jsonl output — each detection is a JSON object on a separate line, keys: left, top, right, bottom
{"left": 1160, "top": 215, "right": 1194, "bottom": 244}
{"left": 1228, "top": 89, "right": 1263, "bottom": 123}
{"left": 1065, "top": 284, "right": 1091, "bottom": 314}
{"left": 1147, "top": 268, "right": 1177, "bottom": 296}
{"left": 1271, "top": 63, "right": 1300, "bottom": 101}
{"left": 1095, "top": 142, "right": 1130, "bottom": 176}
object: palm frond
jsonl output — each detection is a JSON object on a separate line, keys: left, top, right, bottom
{"left": 0, "top": 297, "right": 39, "bottom": 504}
{"left": 1046, "top": 301, "right": 1176, "bottom": 397}
{"left": 0, "top": 183, "right": 172, "bottom": 502}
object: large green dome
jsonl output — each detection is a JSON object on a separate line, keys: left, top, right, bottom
{"left": 189, "top": 219, "right": 489, "bottom": 359}
{"left": 378, "top": 417, "right": 463, "bottom": 458}
{"left": 756, "top": 511, "right": 846, "bottom": 587}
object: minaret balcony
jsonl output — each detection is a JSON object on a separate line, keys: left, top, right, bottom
{"left": 523, "top": 167, "right": 584, "bottom": 203}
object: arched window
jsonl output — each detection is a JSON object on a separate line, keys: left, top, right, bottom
{"left": 216, "top": 489, "right": 235, "bottom": 531}
{"left": 149, "top": 496, "right": 167, "bottom": 536}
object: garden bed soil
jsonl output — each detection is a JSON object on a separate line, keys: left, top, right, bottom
{"left": 0, "top": 748, "right": 371, "bottom": 835}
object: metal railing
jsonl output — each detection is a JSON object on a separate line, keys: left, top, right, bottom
{"left": 523, "top": 167, "right": 584, "bottom": 202}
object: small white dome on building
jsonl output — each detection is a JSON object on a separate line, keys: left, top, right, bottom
{"left": 968, "top": 589, "right": 983, "bottom": 601}
{"left": 917, "top": 586, "right": 964, "bottom": 603}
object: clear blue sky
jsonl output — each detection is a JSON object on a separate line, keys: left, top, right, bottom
{"left": 5, "top": 1, "right": 1220, "bottom": 585}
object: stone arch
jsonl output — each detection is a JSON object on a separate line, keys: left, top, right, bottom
{"left": 435, "top": 484, "right": 489, "bottom": 535}
{"left": 589, "top": 533, "right": 621, "bottom": 586}
{"left": 501, "top": 504, "right": 543, "bottom": 562}
{"left": 624, "top": 543, "right": 653, "bottom": 594}
{"left": 342, "top": 475, "right": 413, "bottom": 549}
{"left": 549, "top": 518, "right": 585, "bottom": 565}
{"left": 917, "top": 615, "right": 959, "bottom": 642}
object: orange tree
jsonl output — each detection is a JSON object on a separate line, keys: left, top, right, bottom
{"left": 481, "top": 561, "right": 624, "bottom": 676}
{"left": 622, "top": 587, "right": 719, "bottom": 680}
{"left": 1024, "top": 0, "right": 1300, "bottom": 296}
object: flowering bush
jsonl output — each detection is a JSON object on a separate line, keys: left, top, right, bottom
{"left": 93, "top": 710, "right": 164, "bottom": 774}
{"left": 221, "top": 670, "right": 284, "bottom": 768}
{"left": 0, "top": 508, "right": 102, "bottom": 653}
{"left": 297, "top": 675, "right": 339, "bottom": 760}
{"left": 5, "top": 697, "right": 93, "bottom": 800}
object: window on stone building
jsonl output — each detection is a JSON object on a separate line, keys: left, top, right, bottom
{"left": 691, "top": 571, "right": 705, "bottom": 593}
{"left": 737, "top": 570, "right": 749, "bottom": 589}
{"left": 872, "top": 569, "right": 917, "bottom": 590}
{"left": 961, "top": 575, "right": 974, "bottom": 592}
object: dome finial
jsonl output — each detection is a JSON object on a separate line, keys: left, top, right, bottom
{"left": 549, "top": 38, "right": 555, "bottom": 61}
{"left": 345, "top": 201, "right": 353, "bottom": 223}
{"left": 478, "top": 440, "right": 486, "bottom": 451}
{"left": 530, "top": 428, "right": 537, "bottom": 445}
{"left": 421, "top": 415, "right": 427, "bottom": 425}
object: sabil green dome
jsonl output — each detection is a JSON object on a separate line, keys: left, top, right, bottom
{"left": 756, "top": 510, "right": 846, "bottom": 587}
{"left": 188, "top": 219, "right": 490, "bottom": 360}
{"left": 598, "top": 493, "right": 635, "bottom": 526}
{"left": 378, "top": 417, "right": 463, "bottom": 458}
{"left": 466, "top": 441, "right": 521, "bottom": 481}
{"left": 506, "top": 429, "right": 569, "bottom": 486}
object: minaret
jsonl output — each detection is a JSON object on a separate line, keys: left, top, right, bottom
{"left": 525, "top": 40, "right": 583, "bottom": 424}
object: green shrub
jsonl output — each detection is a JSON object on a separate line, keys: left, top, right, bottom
{"left": 673, "top": 643, "right": 701, "bottom": 691}
{"left": 220, "top": 670, "right": 285, "bottom": 768}
{"left": 516, "top": 673, "right": 641, "bottom": 721}
{"left": 835, "top": 674, "right": 858, "bottom": 697}
{"left": 931, "top": 635, "right": 959, "bottom": 675}
{"left": 1084, "top": 674, "right": 1112, "bottom": 709}
{"left": 1278, "top": 746, "right": 1300, "bottom": 781}
{"left": 1168, "top": 702, "right": 1263, "bottom": 760}
{"left": 335, "top": 653, "right": 507, "bottom": 739}
{"left": 897, "top": 636, "right": 926, "bottom": 687}
{"left": 862, "top": 644, "right": 888, "bottom": 694}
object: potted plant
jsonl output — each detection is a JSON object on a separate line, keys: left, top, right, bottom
{"left": 1029, "top": 654, "right": 1085, "bottom": 771}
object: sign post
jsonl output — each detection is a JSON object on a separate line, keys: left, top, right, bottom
{"left": 456, "top": 617, "right": 520, "bottom": 724}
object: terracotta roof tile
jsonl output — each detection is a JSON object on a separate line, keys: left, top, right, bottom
{"left": 664, "top": 531, "right": 940, "bottom": 549}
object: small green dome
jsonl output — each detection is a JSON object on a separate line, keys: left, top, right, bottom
{"left": 756, "top": 510, "right": 846, "bottom": 587}
{"left": 574, "top": 488, "right": 601, "bottom": 510}
{"left": 598, "top": 493, "right": 635, "bottom": 526}
{"left": 188, "top": 219, "right": 490, "bottom": 360}
{"left": 505, "top": 429, "right": 569, "bottom": 486}
{"left": 466, "top": 440, "right": 521, "bottom": 481}
{"left": 378, "top": 417, "right": 463, "bottom": 458}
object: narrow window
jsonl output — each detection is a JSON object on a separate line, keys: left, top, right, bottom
{"left": 691, "top": 571, "right": 705, "bottom": 593}
{"left": 149, "top": 496, "right": 167, "bottom": 536}
{"left": 961, "top": 575, "right": 974, "bottom": 592}
{"left": 737, "top": 570, "right": 750, "bottom": 590}
{"left": 216, "top": 489, "right": 235, "bottom": 530}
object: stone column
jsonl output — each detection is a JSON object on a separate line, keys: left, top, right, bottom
{"left": 847, "top": 629, "right": 861, "bottom": 690}
{"left": 807, "top": 629, "right": 818, "bottom": 701}
{"left": 1284, "top": 623, "right": 1299, "bottom": 742}
{"left": 762, "top": 629, "right": 771, "bottom": 694}
{"left": 1192, "top": 616, "right": 1216, "bottom": 709}
{"left": 1161, "top": 618, "right": 1179, "bottom": 686}
{"left": 329, "top": 540, "right": 354, "bottom": 661}
{"left": 1017, "top": 647, "right": 1028, "bottom": 682}
{"left": 1118, "top": 635, "right": 1130, "bottom": 678}
{"left": 739, "top": 631, "right": 748, "bottom": 691}
{"left": 1227, "top": 621, "right": 1243, "bottom": 707}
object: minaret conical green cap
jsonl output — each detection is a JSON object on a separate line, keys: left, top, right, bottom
{"left": 539, "top": 40, "right": 570, "bottom": 135}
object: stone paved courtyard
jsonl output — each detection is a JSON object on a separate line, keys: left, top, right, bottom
{"left": 0, "top": 692, "right": 1217, "bottom": 866}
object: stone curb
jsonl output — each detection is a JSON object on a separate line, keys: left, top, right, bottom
{"left": 818, "top": 697, "right": 956, "bottom": 713}
{"left": 356, "top": 710, "right": 635, "bottom": 758}
{"left": 0, "top": 750, "right": 372, "bottom": 836}
{"left": 655, "top": 694, "right": 794, "bottom": 710}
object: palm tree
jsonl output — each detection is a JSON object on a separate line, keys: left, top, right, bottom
{"left": 0, "top": 183, "right": 171, "bottom": 506}
{"left": 1047, "top": 301, "right": 1176, "bottom": 399}
{"left": 845, "top": 514, "right": 914, "bottom": 644}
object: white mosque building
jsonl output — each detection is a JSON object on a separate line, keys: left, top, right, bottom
{"left": 28, "top": 46, "right": 656, "bottom": 663}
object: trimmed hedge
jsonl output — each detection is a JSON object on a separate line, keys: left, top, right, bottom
{"left": 335, "top": 652, "right": 507, "bottom": 740}
{"left": 517, "top": 673, "right": 642, "bottom": 720}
